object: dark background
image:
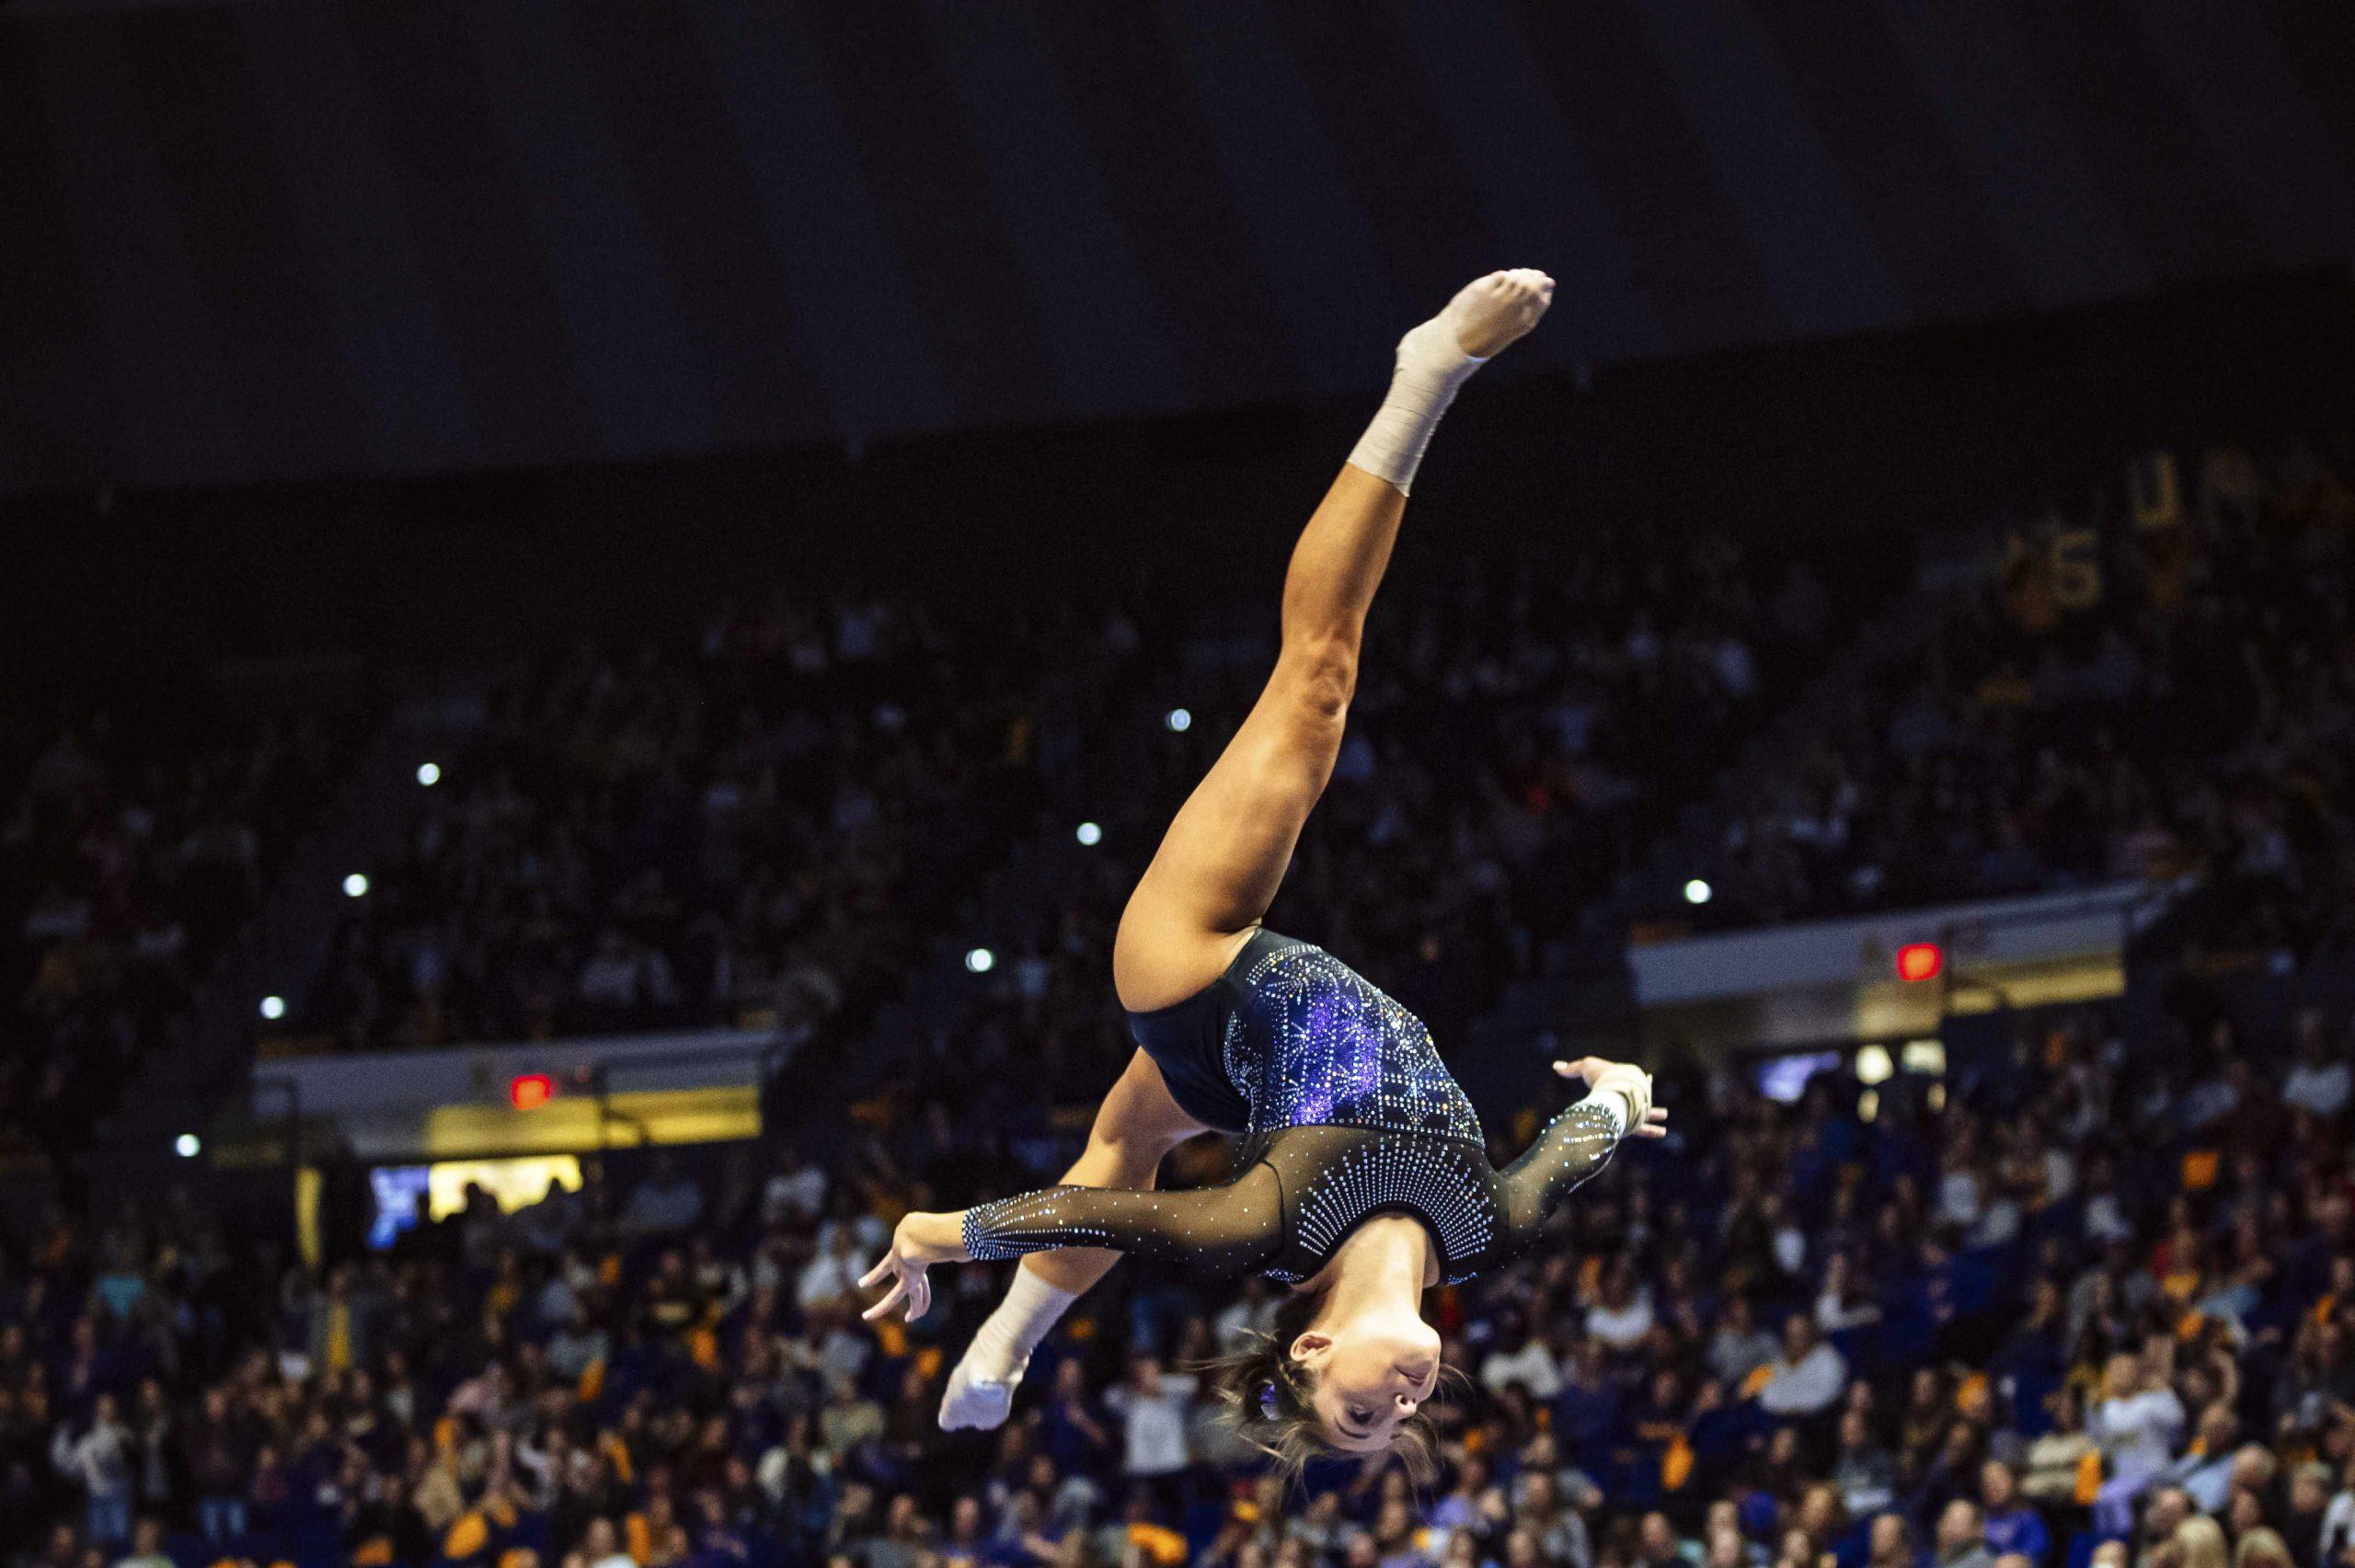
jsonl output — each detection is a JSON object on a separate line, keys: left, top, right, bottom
{"left": 3, "top": 0, "right": 2352, "bottom": 494}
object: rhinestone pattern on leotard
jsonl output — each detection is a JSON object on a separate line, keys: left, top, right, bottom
{"left": 962, "top": 1198, "right": 1112, "bottom": 1261}
{"left": 1223, "top": 941, "right": 1482, "bottom": 1147}
{"left": 960, "top": 1166, "right": 1280, "bottom": 1269}
{"left": 1267, "top": 1136, "right": 1498, "bottom": 1286}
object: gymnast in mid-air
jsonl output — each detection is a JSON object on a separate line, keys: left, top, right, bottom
{"left": 861, "top": 268, "right": 1667, "bottom": 1467}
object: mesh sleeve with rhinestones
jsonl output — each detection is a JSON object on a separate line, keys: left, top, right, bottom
{"left": 959, "top": 1162, "right": 1282, "bottom": 1277}
{"left": 1493, "top": 1094, "right": 1626, "bottom": 1258}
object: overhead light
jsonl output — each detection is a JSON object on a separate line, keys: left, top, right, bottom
{"left": 416, "top": 762, "right": 441, "bottom": 786}
{"left": 174, "top": 1134, "right": 201, "bottom": 1159}
{"left": 342, "top": 873, "right": 370, "bottom": 898}
{"left": 965, "top": 947, "right": 995, "bottom": 974}
{"left": 1075, "top": 821, "right": 1103, "bottom": 847}
{"left": 1165, "top": 708, "right": 1192, "bottom": 733}
{"left": 258, "top": 995, "right": 287, "bottom": 1022}
{"left": 1683, "top": 878, "right": 1712, "bottom": 905}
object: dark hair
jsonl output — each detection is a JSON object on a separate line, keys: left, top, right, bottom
{"left": 1198, "top": 1287, "right": 1439, "bottom": 1482}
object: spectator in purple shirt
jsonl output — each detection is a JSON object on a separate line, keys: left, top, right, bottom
{"left": 1982, "top": 1462, "right": 2051, "bottom": 1566}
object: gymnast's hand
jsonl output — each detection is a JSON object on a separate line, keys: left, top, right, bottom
{"left": 1553, "top": 1056, "right": 1666, "bottom": 1139}
{"left": 860, "top": 1210, "right": 968, "bottom": 1323}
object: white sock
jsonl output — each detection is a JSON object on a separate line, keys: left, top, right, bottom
{"left": 938, "top": 1269, "right": 1079, "bottom": 1432}
{"left": 1345, "top": 311, "right": 1488, "bottom": 496}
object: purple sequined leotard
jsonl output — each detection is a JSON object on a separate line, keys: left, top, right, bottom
{"left": 961, "top": 929, "right": 1626, "bottom": 1285}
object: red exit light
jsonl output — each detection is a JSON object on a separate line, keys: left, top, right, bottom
{"left": 510, "top": 1073, "right": 555, "bottom": 1110}
{"left": 1895, "top": 943, "right": 1944, "bottom": 983}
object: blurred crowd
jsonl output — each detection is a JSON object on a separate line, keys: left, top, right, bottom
{"left": 293, "top": 521, "right": 1854, "bottom": 1060}
{"left": 1702, "top": 438, "right": 2355, "bottom": 945}
{"left": 5, "top": 979, "right": 2353, "bottom": 1568}
{"left": 1, "top": 693, "right": 352, "bottom": 1166}
{"left": 295, "top": 596, "right": 1120, "bottom": 1050}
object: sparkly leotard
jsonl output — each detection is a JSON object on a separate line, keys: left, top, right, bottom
{"left": 961, "top": 930, "right": 1626, "bottom": 1285}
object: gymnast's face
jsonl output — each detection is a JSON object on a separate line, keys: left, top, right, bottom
{"left": 1291, "top": 1305, "right": 1442, "bottom": 1454}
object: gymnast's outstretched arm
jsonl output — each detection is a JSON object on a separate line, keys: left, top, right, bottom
{"left": 858, "top": 1163, "right": 1284, "bottom": 1324}
{"left": 1496, "top": 1057, "right": 1666, "bottom": 1252}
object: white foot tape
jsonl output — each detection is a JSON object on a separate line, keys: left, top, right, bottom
{"left": 938, "top": 1355, "right": 1026, "bottom": 1431}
